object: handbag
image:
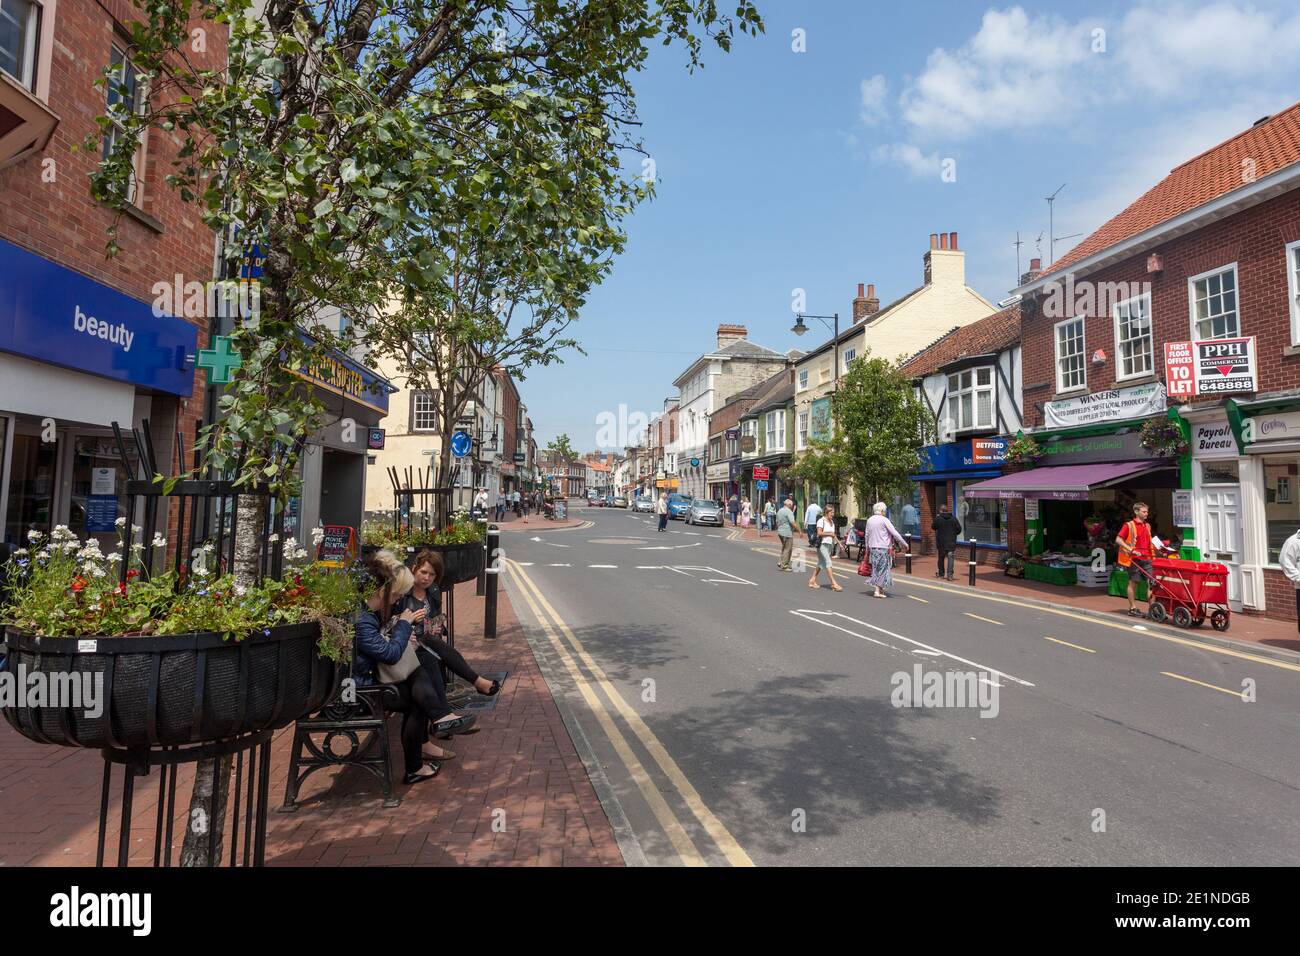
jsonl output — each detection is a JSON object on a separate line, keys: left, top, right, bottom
{"left": 377, "top": 617, "right": 421, "bottom": 684}
{"left": 857, "top": 551, "right": 871, "bottom": 577}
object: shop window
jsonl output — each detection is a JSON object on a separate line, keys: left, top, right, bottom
{"left": 889, "top": 488, "right": 921, "bottom": 538}
{"left": 0, "top": 0, "right": 39, "bottom": 88}
{"left": 103, "top": 44, "right": 148, "bottom": 206}
{"left": 946, "top": 367, "right": 993, "bottom": 432}
{"left": 955, "top": 480, "right": 1008, "bottom": 545}
{"left": 1263, "top": 458, "right": 1300, "bottom": 563}
{"left": 1200, "top": 460, "right": 1239, "bottom": 484}
{"left": 1113, "top": 293, "right": 1153, "bottom": 380}
{"left": 1189, "top": 264, "right": 1239, "bottom": 340}
{"left": 1054, "top": 318, "right": 1085, "bottom": 392}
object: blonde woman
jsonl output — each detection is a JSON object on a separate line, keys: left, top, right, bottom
{"left": 808, "top": 503, "right": 843, "bottom": 591}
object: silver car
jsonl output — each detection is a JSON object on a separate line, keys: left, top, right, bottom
{"left": 686, "top": 500, "right": 724, "bottom": 526}
{"left": 633, "top": 497, "right": 654, "bottom": 512}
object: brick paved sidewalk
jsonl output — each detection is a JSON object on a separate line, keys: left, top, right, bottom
{"left": 732, "top": 523, "right": 1300, "bottom": 656}
{"left": 0, "top": 581, "right": 625, "bottom": 867}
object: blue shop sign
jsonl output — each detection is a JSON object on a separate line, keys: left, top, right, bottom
{"left": 913, "top": 437, "right": 1008, "bottom": 478}
{"left": 0, "top": 238, "right": 198, "bottom": 396}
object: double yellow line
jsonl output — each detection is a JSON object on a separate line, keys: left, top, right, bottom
{"left": 504, "top": 557, "right": 753, "bottom": 867}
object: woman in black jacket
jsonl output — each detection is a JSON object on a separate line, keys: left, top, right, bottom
{"left": 353, "top": 550, "right": 476, "bottom": 785}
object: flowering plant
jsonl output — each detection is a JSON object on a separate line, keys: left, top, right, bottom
{"left": 1139, "top": 417, "right": 1188, "bottom": 458}
{"left": 1, "top": 523, "right": 359, "bottom": 661}
{"left": 1004, "top": 433, "right": 1042, "bottom": 466}
{"left": 360, "top": 518, "right": 486, "bottom": 550}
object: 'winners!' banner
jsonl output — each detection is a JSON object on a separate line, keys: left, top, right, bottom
{"left": 1165, "top": 336, "right": 1256, "bottom": 397}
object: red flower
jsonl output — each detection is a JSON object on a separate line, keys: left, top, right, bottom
{"left": 71, "top": 578, "right": 87, "bottom": 593}
{"left": 117, "top": 583, "right": 128, "bottom": 596}
{"left": 126, "top": 569, "right": 140, "bottom": 579}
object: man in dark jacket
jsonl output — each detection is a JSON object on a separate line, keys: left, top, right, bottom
{"left": 727, "top": 493, "right": 740, "bottom": 525}
{"left": 932, "top": 502, "right": 962, "bottom": 581}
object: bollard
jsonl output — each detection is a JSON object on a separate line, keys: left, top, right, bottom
{"left": 968, "top": 538, "right": 978, "bottom": 586}
{"left": 905, "top": 534, "right": 913, "bottom": 575}
{"left": 476, "top": 538, "right": 486, "bottom": 596}
{"left": 484, "top": 524, "right": 500, "bottom": 639}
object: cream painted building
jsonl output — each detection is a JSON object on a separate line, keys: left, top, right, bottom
{"left": 792, "top": 231, "right": 997, "bottom": 515}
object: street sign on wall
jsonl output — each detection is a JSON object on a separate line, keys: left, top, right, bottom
{"left": 753, "top": 465, "right": 770, "bottom": 480}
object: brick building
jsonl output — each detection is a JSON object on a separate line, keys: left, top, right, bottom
{"left": 0, "top": 1, "right": 223, "bottom": 550}
{"left": 978, "top": 104, "right": 1300, "bottom": 621}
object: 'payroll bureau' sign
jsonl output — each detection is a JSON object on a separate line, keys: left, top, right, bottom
{"left": 0, "top": 238, "right": 198, "bottom": 396}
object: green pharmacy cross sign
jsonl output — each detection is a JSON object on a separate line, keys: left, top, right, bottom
{"left": 197, "top": 335, "right": 242, "bottom": 384}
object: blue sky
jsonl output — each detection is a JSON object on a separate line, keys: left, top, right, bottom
{"left": 522, "top": 0, "right": 1300, "bottom": 449}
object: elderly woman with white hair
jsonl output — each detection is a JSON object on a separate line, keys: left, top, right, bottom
{"left": 864, "top": 501, "right": 910, "bottom": 598}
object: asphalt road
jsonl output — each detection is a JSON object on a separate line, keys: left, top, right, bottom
{"left": 501, "top": 503, "right": 1300, "bottom": 866}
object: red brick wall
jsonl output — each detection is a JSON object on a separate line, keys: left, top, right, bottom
{"left": 1021, "top": 187, "right": 1300, "bottom": 425}
{"left": 1262, "top": 568, "right": 1297, "bottom": 622}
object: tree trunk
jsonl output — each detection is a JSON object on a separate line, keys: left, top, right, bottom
{"left": 179, "top": 493, "right": 266, "bottom": 866}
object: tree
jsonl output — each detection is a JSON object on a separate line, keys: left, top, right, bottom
{"left": 546, "top": 434, "right": 577, "bottom": 461}
{"left": 788, "top": 437, "right": 849, "bottom": 500}
{"left": 89, "top": 0, "right": 762, "bottom": 865}
{"left": 827, "top": 353, "right": 934, "bottom": 508}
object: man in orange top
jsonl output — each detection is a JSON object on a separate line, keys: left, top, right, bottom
{"left": 1116, "top": 501, "right": 1153, "bottom": 618}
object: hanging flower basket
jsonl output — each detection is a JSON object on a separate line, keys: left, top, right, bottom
{"left": 1140, "top": 417, "right": 1188, "bottom": 458}
{"left": 1004, "top": 434, "right": 1043, "bottom": 466}
{"left": 2, "top": 621, "right": 338, "bottom": 750}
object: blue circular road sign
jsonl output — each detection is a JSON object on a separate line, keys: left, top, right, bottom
{"left": 450, "top": 431, "right": 473, "bottom": 458}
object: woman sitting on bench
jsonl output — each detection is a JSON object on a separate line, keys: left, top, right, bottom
{"left": 396, "top": 549, "right": 504, "bottom": 760}
{"left": 353, "top": 550, "right": 476, "bottom": 786}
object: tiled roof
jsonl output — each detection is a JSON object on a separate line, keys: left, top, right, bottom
{"left": 899, "top": 304, "right": 1021, "bottom": 380}
{"left": 1045, "top": 102, "right": 1300, "bottom": 278}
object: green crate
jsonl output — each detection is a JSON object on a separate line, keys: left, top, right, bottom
{"left": 1108, "top": 568, "right": 1147, "bottom": 601}
{"left": 1024, "top": 563, "right": 1077, "bottom": 586}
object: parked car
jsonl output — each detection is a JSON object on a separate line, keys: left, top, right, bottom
{"left": 612, "top": 495, "right": 627, "bottom": 508}
{"left": 633, "top": 496, "right": 654, "bottom": 513}
{"left": 686, "top": 499, "right": 723, "bottom": 526}
{"left": 666, "top": 493, "right": 693, "bottom": 520}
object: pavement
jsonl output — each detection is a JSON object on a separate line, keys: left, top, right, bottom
{"left": 0, "top": 576, "right": 623, "bottom": 867}
{"left": 500, "top": 504, "right": 1300, "bottom": 866}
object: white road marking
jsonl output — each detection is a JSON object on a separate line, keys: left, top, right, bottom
{"left": 516, "top": 562, "right": 534, "bottom": 566}
{"left": 635, "top": 565, "right": 663, "bottom": 569}
{"left": 547, "top": 563, "right": 572, "bottom": 567}
{"left": 589, "top": 564, "right": 618, "bottom": 569}
{"left": 791, "top": 610, "right": 1036, "bottom": 687}
{"left": 911, "top": 648, "right": 941, "bottom": 656}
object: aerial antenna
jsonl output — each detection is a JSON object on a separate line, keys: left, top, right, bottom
{"left": 1013, "top": 231, "right": 1024, "bottom": 284}
{"left": 1046, "top": 184, "right": 1065, "bottom": 266}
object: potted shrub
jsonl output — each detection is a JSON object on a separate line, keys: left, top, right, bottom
{"left": 1, "top": 524, "right": 357, "bottom": 750}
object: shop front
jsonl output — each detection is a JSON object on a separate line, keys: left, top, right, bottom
{"left": 911, "top": 437, "right": 1007, "bottom": 553}
{"left": 706, "top": 461, "right": 733, "bottom": 504}
{"left": 0, "top": 238, "right": 200, "bottom": 551}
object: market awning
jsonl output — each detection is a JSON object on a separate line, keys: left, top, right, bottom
{"left": 960, "top": 461, "right": 1175, "bottom": 500}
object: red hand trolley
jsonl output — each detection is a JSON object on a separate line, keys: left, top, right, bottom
{"left": 1132, "top": 555, "right": 1231, "bottom": 631}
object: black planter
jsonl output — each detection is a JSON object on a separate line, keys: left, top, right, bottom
{"left": 1, "top": 621, "right": 338, "bottom": 749}
{"left": 403, "top": 540, "right": 486, "bottom": 585}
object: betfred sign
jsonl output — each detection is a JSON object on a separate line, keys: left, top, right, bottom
{"left": 1164, "top": 341, "right": 1195, "bottom": 397}
{"left": 1165, "top": 336, "right": 1257, "bottom": 396}
{"left": 752, "top": 465, "right": 770, "bottom": 480}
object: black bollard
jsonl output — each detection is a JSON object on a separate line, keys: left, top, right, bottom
{"left": 905, "top": 534, "right": 913, "bottom": 575}
{"left": 476, "top": 533, "right": 487, "bottom": 595}
{"left": 484, "top": 524, "right": 500, "bottom": 639}
{"left": 968, "top": 538, "right": 978, "bottom": 586}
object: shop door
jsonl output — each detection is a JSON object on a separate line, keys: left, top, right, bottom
{"left": 3, "top": 429, "right": 58, "bottom": 546}
{"left": 1201, "top": 487, "right": 1242, "bottom": 609}
{"left": 67, "top": 433, "right": 142, "bottom": 554}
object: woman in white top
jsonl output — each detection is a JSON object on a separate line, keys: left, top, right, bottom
{"left": 808, "top": 503, "right": 843, "bottom": 591}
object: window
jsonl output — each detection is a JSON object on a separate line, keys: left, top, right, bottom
{"left": 726, "top": 431, "right": 737, "bottom": 457}
{"left": 1054, "top": 317, "right": 1085, "bottom": 392}
{"left": 1287, "top": 241, "right": 1300, "bottom": 344}
{"left": 1200, "top": 460, "right": 1239, "bottom": 484}
{"left": 0, "top": 0, "right": 39, "bottom": 89}
{"left": 797, "top": 411, "right": 809, "bottom": 449}
{"left": 1264, "top": 458, "right": 1300, "bottom": 563}
{"left": 954, "top": 481, "right": 1008, "bottom": 545}
{"left": 103, "top": 44, "right": 147, "bottom": 204}
{"left": 765, "top": 410, "right": 785, "bottom": 451}
{"left": 797, "top": 369, "right": 808, "bottom": 391}
{"left": 842, "top": 347, "right": 857, "bottom": 371}
{"left": 1189, "top": 264, "right": 1239, "bottom": 340}
{"left": 1113, "top": 293, "right": 1153, "bottom": 380}
{"left": 410, "top": 390, "right": 439, "bottom": 431}
{"left": 946, "top": 367, "right": 994, "bottom": 432}
{"left": 709, "top": 437, "right": 721, "bottom": 461}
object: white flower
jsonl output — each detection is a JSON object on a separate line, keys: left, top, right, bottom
{"left": 310, "top": 526, "right": 326, "bottom": 547}
{"left": 89, "top": 567, "right": 106, "bottom": 578}
{"left": 13, "top": 548, "right": 28, "bottom": 558}
{"left": 268, "top": 533, "right": 279, "bottom": 543}
{"left": 27, "top": 529, "right": 43, "bottom": 543}
{"left": 234, "top": 584, "right": 247, "bottom": 596}
{"left": 115, "top": 517, "right": 127, "bottom": 529}
{"left": 203, "top": 542, "right": 214, "bottom": 552}
{"left": 131, "top": 525, "right": 142, "bottom": 535}
{"left": 193, "top": 564, "right": 210, "bottom": 577}
{"left": 106, "top": 552, "right": 122, "bottom": 563}
{"left": 152, "top": 534, "right": 167, "bottom": 549}
{"left": 51, "top": 525, "right": 75, "bottom": 542}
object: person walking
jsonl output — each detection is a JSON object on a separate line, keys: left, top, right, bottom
{"left": 775, "top": 496, "right": 798, "bottom": 571}
{"left": 1279, "top": 527, "right": 1300, "bottom": 633}
{"left": 1116, "top": 500, "right": 1154, "bottom": 617}
{"left": 740, "top": 497, "right": 752, "bottom": 528}
{"left": 656, "top": 491, "right": 669, "bottom": 532}
{"left": 808, "top": 503, "right": 843, "bottom": 590}
{"left": 728, "top": 493, "right": 740, "bottom": 526}
{"left": 764, "top": 499, "right": 777, "bottom": 532}
{"left": 804, "top": 499, "right": 822, "bottom": 549}
{"left": 865, "top": 501, "right": 909, "bottom": 598}
{"left": 931, "top": 501, "right": 962, "bottom": 581}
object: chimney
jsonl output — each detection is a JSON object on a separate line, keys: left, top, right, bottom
{"left": 1019, "top": 257, "right": 1042, "bottom": 287}
{"left": 716, "top": 323, "right": 747, "bottom": 349}
{"left": 853, "top": 282, "right": 880, "bottom": 323}
{"left": 923, "top": 228, "right": 966, "bottom": 287}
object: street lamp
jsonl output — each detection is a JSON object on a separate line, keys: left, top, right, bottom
{"left": 791, "top": 312, "right": 841, "bottom": 393}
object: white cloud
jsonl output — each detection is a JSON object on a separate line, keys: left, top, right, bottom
{"left": 872, "top": 142, "right": 943, "bottom": 179}
{"left": 859, "top": 74, "right": 889, "bottom": 126}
